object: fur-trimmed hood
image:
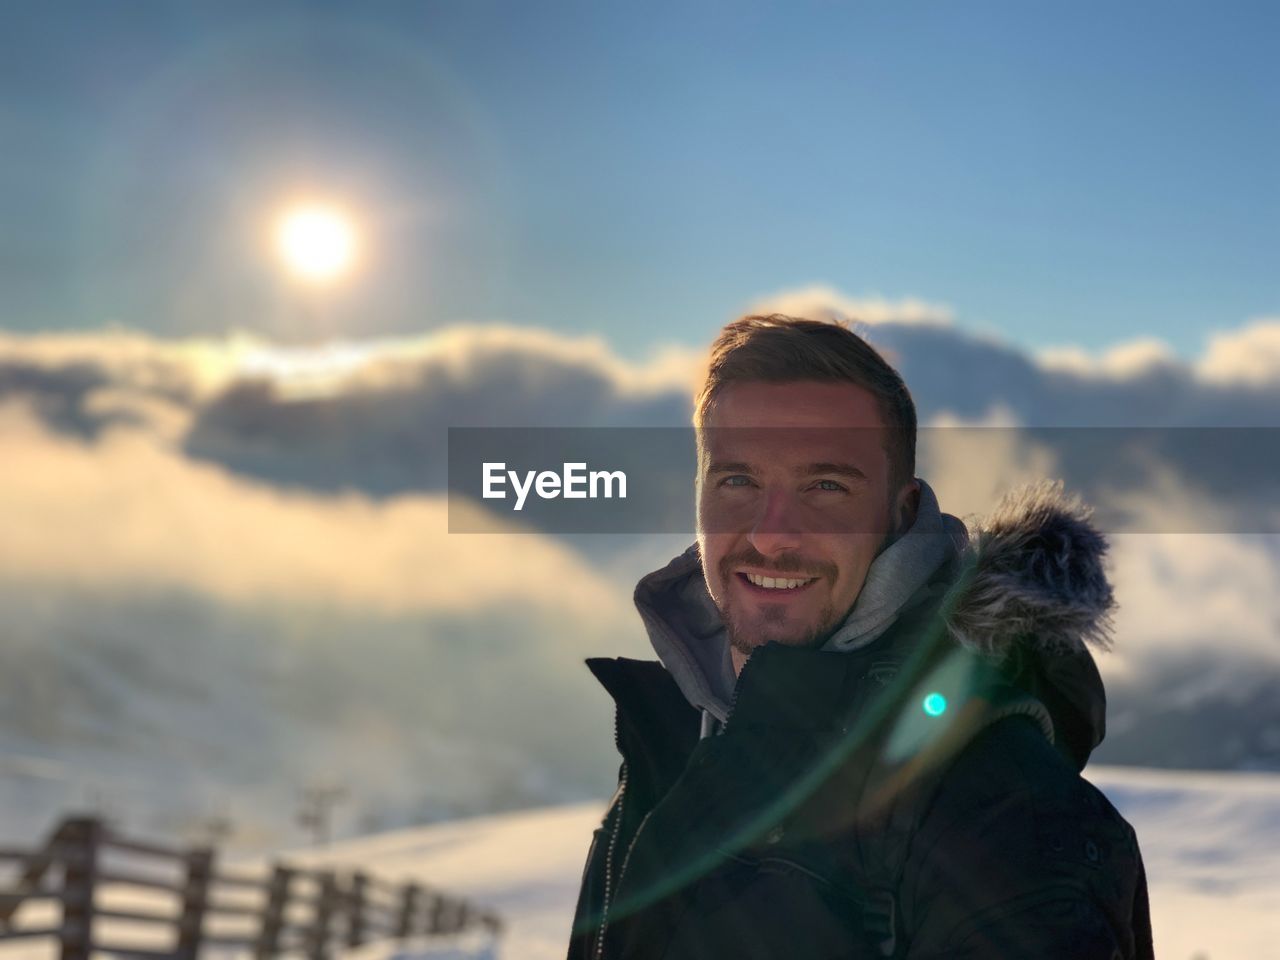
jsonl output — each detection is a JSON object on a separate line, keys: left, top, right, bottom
{"left": 946, "top": 481, "right": 1115, "bottom": 657}
{"left": 633, "top": 479, "right": 1116, "bottom": 765}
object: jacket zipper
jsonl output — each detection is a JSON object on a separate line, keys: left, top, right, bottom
{"left": 598, "top": 801, "right": 657, "bottom": 960}
{"left": 595, "top": 698, "right": 636, "bottom": 960}
{"left": 594, "top": 763, "right": 627, "bottom": 960}
{"left": 718, "top": 650, "right": 760, "bottom": 736}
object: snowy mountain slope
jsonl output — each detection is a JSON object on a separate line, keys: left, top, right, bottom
{"left": 291, "top": 766, "right": 1280, "bottom": 960}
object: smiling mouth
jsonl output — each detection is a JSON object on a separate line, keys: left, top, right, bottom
{"left": 737, "top": 572, "right": 819, "bottom": 593}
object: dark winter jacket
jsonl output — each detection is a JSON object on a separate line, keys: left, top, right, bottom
{"left": 568, "top": 483, "right": 1154, "bottom": 959}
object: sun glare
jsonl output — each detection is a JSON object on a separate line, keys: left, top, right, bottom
{"left": 274, "top": 204, "right": 358, "bottom": 283}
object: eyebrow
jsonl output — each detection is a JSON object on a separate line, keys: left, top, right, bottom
{"left": 706, "top": 461, "right": 754, "bottom": 475}
{"left": 706, "top": 460, "right": 870, "bottom": 483}
{"left": 805, "top": 462, "right": 870, "bottom": 483}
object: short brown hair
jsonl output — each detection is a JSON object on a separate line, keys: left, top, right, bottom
{"left": 694, "top": 314, "right": 917, "bottom": 490}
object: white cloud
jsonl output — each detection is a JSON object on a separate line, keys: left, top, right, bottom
{"left": 1105, "top": 532, "right": 1280, "bottom": 682}
{"left": 0, "top": 324, "right": 247, "bottom": 400}
{"left": 1036, "top": 318, "right": 1280, "bottom": 389}
{"left": 746, "top": 285, "right": 955, "bottom": 327}
{"left": 0, "top": 399, "right": 625, "bottom": 623}
{"left": 304, "top": 323, "right": 702, "bottom": 400}
{"left": 1038, "top": 337, "right": 1180, "bottom": 379}
{"left": 0, "top": 322, "right": 701, "bottom": 404}
{"left": 1196, "top": 318, "right": 1280, "bottom": 387}
{"left": 918, "top": 405, "right": 1069, "bottom": 523}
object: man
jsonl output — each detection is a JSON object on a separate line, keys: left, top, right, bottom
{"left": 569, "top": 315, "right": 1153, "bottom": 959}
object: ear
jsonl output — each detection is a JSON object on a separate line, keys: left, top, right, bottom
{"left": 891, "top": 478, "right": 920, "bottom": 537}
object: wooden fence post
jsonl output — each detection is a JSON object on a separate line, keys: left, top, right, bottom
{"left": 346, "top": 871, "right": 368, "bottom": 948}
{"left": 427, "top": 892, "right": 447, "bottom": 935}
{"left": 176, "top": 846, "right": 214, "bottom": 960}
{"left": 0, "top": 820, "right": 73, "bottom": 927}
{"left": 308, "top": 871, "right": 337, "bottom": 960}
{"left": 58, "top": 817, "right": 102, "bottom": 960}
{"left": 255, "top": 864, "right": 293, "bottom": 960}
{"left": 394, "top": 882, "right": 420, "bottom": 939}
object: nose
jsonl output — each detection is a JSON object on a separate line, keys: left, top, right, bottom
{"left": 747, "top": 489, "right": 804, "bottom": 558}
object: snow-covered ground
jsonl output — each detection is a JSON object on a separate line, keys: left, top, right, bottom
{"left": 291, "top": 765, "right": 1280, "bottom": 960}
{"left": 2, "top": 766, "right": 1274, "bottom": 960}
{"left": 289, "top": 802, "right": 593, "bottom": 960}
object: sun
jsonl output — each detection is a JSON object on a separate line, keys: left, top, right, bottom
{"left": 274, "top": 203, "right": 359, "bottom": 283}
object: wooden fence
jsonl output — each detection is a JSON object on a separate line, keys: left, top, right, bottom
{"left": 0, "top": 816, "right": 502, "bottom": 959}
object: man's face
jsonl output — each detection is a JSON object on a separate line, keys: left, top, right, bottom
{"left": 696, "top": 381, "right": 917, "bottom": 671}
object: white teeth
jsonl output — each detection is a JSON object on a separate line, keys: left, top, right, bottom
{"left": 745, "top": 573, "right": 814, "bottom": 590}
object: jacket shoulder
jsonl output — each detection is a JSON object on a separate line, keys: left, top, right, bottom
{"left": 903, "top": 716, "right": 1147, "bottom": 957}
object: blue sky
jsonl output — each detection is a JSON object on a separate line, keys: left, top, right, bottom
{"left": 2, "top": 0, "right": 1276, "bottom": 358}
{"left": 2, "top": 0, "right": 1280, "bottom": 858}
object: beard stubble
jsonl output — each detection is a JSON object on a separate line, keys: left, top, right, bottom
{"left": 715, "top": 545, "right": 841, "bottom": 655}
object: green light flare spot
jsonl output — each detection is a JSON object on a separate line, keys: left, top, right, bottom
{"left": 922, "top": 692, "right": 948, "bottom": 717}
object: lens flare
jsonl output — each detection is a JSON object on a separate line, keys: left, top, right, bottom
{"left": 922, "top": 692, "right": 948, "bottom": 717}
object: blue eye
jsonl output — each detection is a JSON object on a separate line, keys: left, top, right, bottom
{"left": 722, "top": 475, "right": 752, "bottom": 487}
{"left": 814, "top": 479, "right": 847, "bottom": 492}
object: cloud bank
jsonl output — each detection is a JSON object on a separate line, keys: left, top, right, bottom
{"left": 1, "top": 302, "right": 1278, "bottom": 844}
